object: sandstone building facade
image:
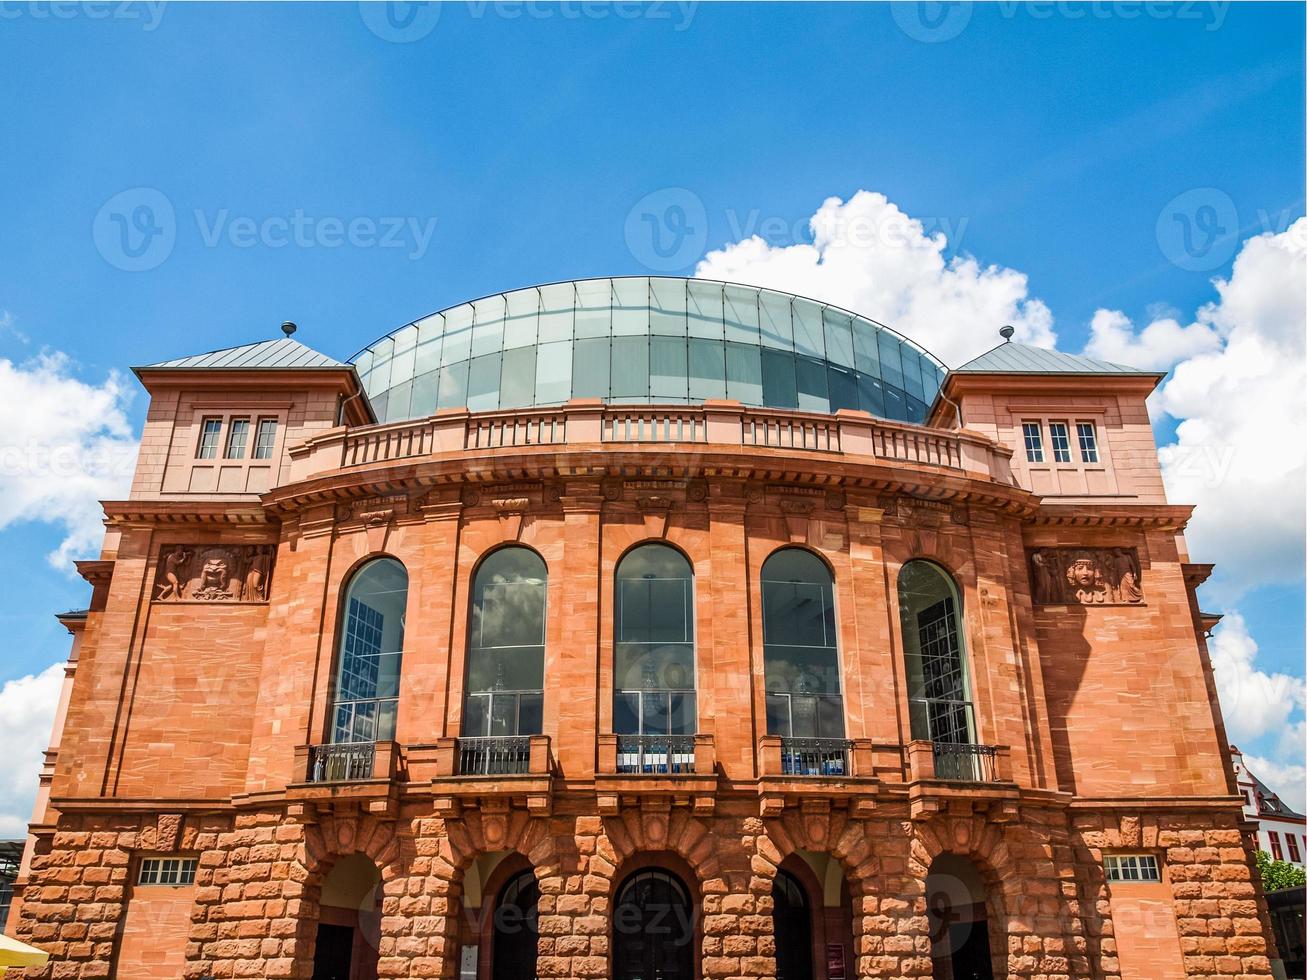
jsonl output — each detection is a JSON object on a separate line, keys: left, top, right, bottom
{"left": 5, "top": 278, "right": 1280, "bottom": 979}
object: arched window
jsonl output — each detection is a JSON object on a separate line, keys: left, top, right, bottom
{"left": 898, "top": 560, "right": 976, "bottom": 748}
{"left": 330, "top": 557, "right": 407, "bottom": 744}
{"left": 613, "top": 544, "right": 696, "bottom": 739}
{"left": 491, "top": 870, "right": 539, "bottom": 979}
{"left": 463, "top": 547, "right": 547, "bottom": 738}
{"left": 761, "top": 549, "right": 845, "bottom": 740}
{"left": 613, "top": 869, "right": 694, "bottom": 980}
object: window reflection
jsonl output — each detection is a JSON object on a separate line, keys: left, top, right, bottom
{"left": 898, "top": 560, "right": 976, "bottom": 745}
{"left": 331, "top": 558, "right": 407, "bottom": 744}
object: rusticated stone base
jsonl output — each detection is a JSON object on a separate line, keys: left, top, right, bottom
{"left": 10, "top": 798, "right": 1276, "bottom": 980}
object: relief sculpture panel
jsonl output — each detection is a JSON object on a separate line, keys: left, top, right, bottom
{"left": 1029, "top": 547, "right": 1143, "bottom": 605}
{"left": 152, "top": 544, "right": 275, "bottom": 602}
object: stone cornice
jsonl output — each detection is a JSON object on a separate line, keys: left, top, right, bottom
{"left": 1028, "top": 502, "right": 1193, "bottom": 531}
{"left": 102, "top": 499, "right": 274, "bottom": 528}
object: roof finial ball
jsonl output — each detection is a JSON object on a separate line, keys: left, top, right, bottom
{"left": 999, "top": 324, "right": 1015, "bottom": 343}
{"left": 281, "top": 321, "right": 298, "bottom": 338}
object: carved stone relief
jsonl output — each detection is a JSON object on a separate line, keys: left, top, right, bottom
{"left": 153, "top": 544, "right": 275, "bottom": 602}
{"left": 1029, "top": 547, "right": 1143, "bottom": 605}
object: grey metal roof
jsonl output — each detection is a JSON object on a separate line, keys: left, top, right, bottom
{"left": 137, "top": 338, "right": 349, "bottom": 371}
{"left": 953, "top": 341, "right": 1152, "bottom": 376}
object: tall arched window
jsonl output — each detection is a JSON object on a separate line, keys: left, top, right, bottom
{"left": 613, "top": 544, "right": 696, "bottom": 739}
{"left": 463, "top": 547, "right": 547, "bottom": 738}
{"left": 898, "top": 560, "right": 976, "bottom": 749}
{"left": 330, "top": 557, "right": 408, "bottom": 744}
{"left": 761, "top": 549, "right": 845, "bottom": 741}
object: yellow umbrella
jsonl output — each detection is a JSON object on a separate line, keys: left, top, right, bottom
{"left": 0, "top": 933, "right": 49, "bottom": 975}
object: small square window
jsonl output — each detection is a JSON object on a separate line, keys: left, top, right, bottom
{"left": 1022, "top": 422, "right": 1044, "bottom": 463}
{"left": 1076, "top": 422, "right": 1099, "bottom": 463}
{"left": 196, "top": 418, "right": 223, "bottom": 459}
{"left": 253, "top": 418, "right": 278, "bottom": 460}
{"left": 1104, "top": 854, "right": 1160, "bottom": 882}
{"left": 225, "top": 418, "right": 250, "bottom": 459}
{"left": 138, "top": 856, "right": 197, "bottom": 886}
{"left": 1048, "top": 422, "right": 1072, "bottom": 463}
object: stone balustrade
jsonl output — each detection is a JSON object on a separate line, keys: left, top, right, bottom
{"left": 286, "top": 398, "right": 1016, "bottom": 486}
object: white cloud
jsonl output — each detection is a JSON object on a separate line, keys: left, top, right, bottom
{"left": 694, "top": 190, "right": 1056, "bottom": 367}
{"left": 1210, "top": 611, "right": 1306, "bottom": 746}
{"left": 1243, "top": 751, "right": 1307, "bottom": 816}
{"left": 0, "top": 663, "right": 63, "bottom": 837}
{"left": 1084, "top": 308, "right": 1221, "bottom": 371}
{"left": 0, "top": 349, "right": 139, "bottom": 570}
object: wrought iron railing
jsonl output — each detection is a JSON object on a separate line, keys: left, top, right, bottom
{"left": 780, "top": 737, "right": 852, "bottom": 776}
{"left": 308, "top": 742, "right": 376, "bottom": 782}
{"left": 616, "top": 734, "right": 696, "bottom": 774}
{"left": 457, "top": 736, "right": 533, "bottom": 775}
{"left": 932, "top": 741, "right": 998, "bottom": 782}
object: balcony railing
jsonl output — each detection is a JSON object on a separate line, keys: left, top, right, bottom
{"left": 780, "top": 737, "right": 853, "bottom": 777}
{"left": 616, "top": 734, "right": 697, "bottom": 774}
{"left": 457, "top": 736, "right": 533, "bottom": 775}
{"left": 308, "top": 742, "right": 376, "bottom": 783}
{"left": 931, "top": 741, "right": 999, "bottom": 782}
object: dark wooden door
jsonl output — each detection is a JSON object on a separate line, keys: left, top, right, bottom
{"left": 493, "top": 871, "right": 540, "bottom": 980}
{"left": 311, "top": 923, "right": 354, "bottom": 980}
{"left": 613, "top": 870, "right": 694, "bottom": 980}
{"left": 772, "top": 872, "right": 813, "bottom": 980}
{"left": 948, "top": 920, "right": 993, "bottom": 980}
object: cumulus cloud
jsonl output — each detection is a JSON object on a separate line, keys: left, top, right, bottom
{"left": 0, "top": 663, "right": 63, "bottom": 837}
{"left": 1243, "top": 750, "right": 1307, "bottom": 816}
{"left": 694, "top": 191, "right": 1056, "bottom": 366}
{"left": 0, "top": 349, "right": 139, "bottom": 570}
{"left": 1209, "top": 611, "right": 1306, "bottom": 746}
{"left": 1092, "top": 220, "right": 1307, "bottom": 597}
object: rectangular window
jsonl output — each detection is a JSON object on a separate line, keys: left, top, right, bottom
{"left": 1022, "top": 422, "right": 1044, "bottom": 463}
{"left": 1076, "top": 421, "right": 1100, "bottom": 463}
{"left": 224, "top": 418, "right": 250, "bottom": 459}
{"left": 1049, "top": 421, "right": 1072, "bottom": 463}
{"left": 1270, "top": 832, "right": 1283, "bottom": 861}
{"left": 196, "top": 418, "right": 222, "bottom": 459}
{"left": 253, "top": 418, "right": 278, "bottom": 459}
{"left": 1287, "top": 835, "right": 1301, "bottom": 862}
{"left": 1104, "top": 854, "right": 1161, "bottom": 882}
{"left": 138, "top": 856, "right": 197, "bottom": 886}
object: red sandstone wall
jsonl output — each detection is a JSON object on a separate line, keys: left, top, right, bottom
{"left": 114, "top": 883, "right": 196, "bottom": 980}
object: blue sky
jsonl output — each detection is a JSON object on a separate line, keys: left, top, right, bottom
{"left": 0, "top": 1, "right": 1302, "bottom": 815}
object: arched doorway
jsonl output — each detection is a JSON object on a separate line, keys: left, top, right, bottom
{"left": 491, "top": 870, "right": 539, "bottom": 980}
{"left": 773, "top": 870, "right": 813, "bottom": 980}
{"left": 613, "top": 869, "right": 694, "bottom": 980}
{"left": 926, "top": 854, "right": 994, "bottom": 980}
{"left": 311, "top": 854, "right": 381, "bottom": 980}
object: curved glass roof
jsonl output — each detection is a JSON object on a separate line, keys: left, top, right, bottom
{"left": 352, "top": 277, "right": 946, "bottom": 424}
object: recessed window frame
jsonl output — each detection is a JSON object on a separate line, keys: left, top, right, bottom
{"left": 1287, "top": 834, "right": 1301, "bottom": 863}
{"left": 224, "top": 417, "right": 251, "bottom": 459}
{"left": 1048, "top": 421, "right": 1072, "bottom": 464}
{"left": 138, "top": 856, "right": 198, "bottom": 886}
{"left": 196, "top": 417, "right": 223, "bottom": 459}
{"left": 1021, "top": 421, "right": 1045, "bottom": 463}
{"left": 252, "top": 417, "right": 278, "bottom": 459}
{"left": 1103, "top": 853, "right": 1161, "bottom": 883}
{"left": 1075, "top": 420, "right": 1100, "bottom": 463}
{"left": 1269, "top": 831, "right": 1283, "bottom": 861}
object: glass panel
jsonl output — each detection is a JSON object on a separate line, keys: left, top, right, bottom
{"left": 688, "top": 339, "right": 726, "bottom": 400}
{"left": 611, "top": 336, "right": 649, "bottom": 401}
{"left": 518, "top": 693, "right": 543, "bottom": 735}
{"left": 612, "top": 277, "right": 651, "bottom": 336}
{"left": 642, "top": 692, "right": 670, "bottom": 734}
{"left": 760, "top": 292, "right": 793, "bottom": 350}
{"left": 387, "top": 381, "right": 413, "bottom": 420}
{"left": 410, "top": 371, "right": 439, "bottom": 417}
{"left": 224, "top": 419, "right": 249, "bottom": 459}
{"left": 437, "top": 359, "right": 469, "bottom": 410}
{"left": 724, "top": 284, "right": 760, "bottom": 343}
{"left": 463, "top": 695, "right": 488, "bottom": 737}
{"left": 253, "top": 419, "right": 278, "bottom": 459}
{"left": 822, "top": 309, "right": 854, "bottom": 367}
{"left": 852, "top": 319, "right": 881, "bottom": 375}
{"left": 669, "top": 692, "right": 696, "bottom": 735}
{"left": 827, "top": 365, "right": 859, "bottom": 412}
{"left": 882, "top": 384, "right": 908, "bottom": 421}
{"left": 574, "top": 279, "right": 611, "bottom": 338}
{"left": 650, "top": 335, "right": 688, "bottom": 401}
{"left": 573, "top": 338, "right": 611, "bottom": 400}
{"left": 471, "top": 296, "right": 506, "bottom": 357}
{"left": 368, "top": 336, "right": 394, "bottom": 392}
{"left": 330, "top": 558, "right": 408, "bottom": 744}
{"left": 649, "top": 277, "right": 687, "bottom": 335}
{"left": 537, "top": 283, "right": 574, "bottom": 344}
{"left": 765, "top": 693, "right": 790, "bottom": 736}
{"left": 687, "top": 280, "right": 724, "bottom": 339}
{"left": 877, "top": 332, "right": 904, "bottom": 390}
{"left": 441, "top": 305, "right": 474, "bottom": 365}
{"left": 534, "top": 341, "right": 572, "bottom": 404}
{"left": 725, "top": 342, "right": 763, "bottom": 405}
{"left": 817, "top": 695, "right": 845, "bottom": 738}
{"left": 614, "top": 691, "right": 641, "bottom": 734}
{"left": 792, "top": 300, "right": 824, "bottom": 358}
{"left": 415, "top": 315, "right": 443, "bottom": 375}
{"left": 499, "top": 346, "right": 536, "bottom": 408}
{"left": 857, "top": 373, "right": 886, "bottom": 417}
{"left": 390, "top": 324, "right": 418, "bottom": 386}
{"left": 466, "top": 353, "right": 502, "bottom": 412}
{"left": 795, "top": 356, "right": 829, "bottom": 412}
{"left": 905, "top": 394, "right": 927, "bottom": 423}
{"left": 899, "top": 560, "right": 974, "bottom": 743}
{"left": 503, "top": 290, "right": 539, "bottom": 349}
{"left": 761, "top": 349, "right": 798, "bottom": 408}
{"left": 900, "top": 346, "right": 926, "bottom": 400}
{"left": 761, "top": 550, "right": 841, "bottom": 701}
